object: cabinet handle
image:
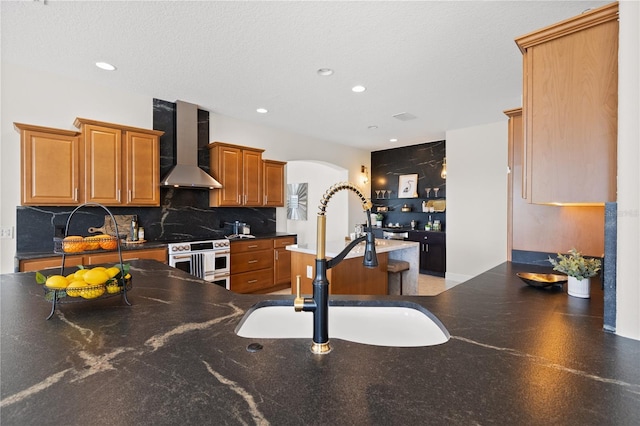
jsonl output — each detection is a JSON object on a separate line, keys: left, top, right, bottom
{"left": 248, "top": 244, "right": 258, "bottom": 249}
{"left": 117, "top": 189, "right": 121, "bottom": 202}
{"left": 247, "top": 279, "right": 258, "bottom": 284}
{"left": 128, "top": 190, "right": 132, "bottom": 202}
{"left": 425, "top": 244, "right": 429, "bottom": 253}
{"left": 74, "top": 188, "right": 78, "bottom": 201}
{"left": 248, "top": 259, "right": 258, "bottom": 264}
{"left": 275, "top": 251, "right": 279, "bottom": 260}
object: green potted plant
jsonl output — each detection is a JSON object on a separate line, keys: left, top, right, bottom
{"left": 375, "top": 213, "right": 384, "bottom": 227}
{"left": 549, "top": 248, "right": 601, "bottom": 298}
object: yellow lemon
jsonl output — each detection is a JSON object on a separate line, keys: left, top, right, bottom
{"left": 74, "top": 269, "right": 89, "bottom": 280}
{"left": 106, "top": 283, "right": 121, "bottom": 294}
{"left": 83, "top": 269, "right": 110, "bottom": 286}
{"left": 91, "top": 266, "right": 107, "bottom": 272}
{"left": 66, "top": 273, "right": 76, "bottom": 283}
{"left": 105, "top": 266, "right": 121, "bottom": 278}
{"left": 45, "top": 275, "right": 69, "bottom": 290}
{"left": 66, "top": 280, "right": 87, "bottom": 297}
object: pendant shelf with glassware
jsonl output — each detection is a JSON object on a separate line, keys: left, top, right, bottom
{"left": 41, "top": 203, "right": 132, "bottom": 320}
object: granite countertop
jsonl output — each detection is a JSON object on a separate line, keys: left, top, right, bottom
{"left": 1, "top": 261, "right": 639, "bottom": 425}
{"left": 287, "top": 238, "right": 418, "bottom": 258}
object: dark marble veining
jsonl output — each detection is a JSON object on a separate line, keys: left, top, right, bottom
{"left": 2, "top": 260, "right": 638, "bottom": 425}
{"left": 16, "top": 99, "right": 276, "bottom": 253}
{"left": 371, "top": 141, "right": 446, "bottom": 230}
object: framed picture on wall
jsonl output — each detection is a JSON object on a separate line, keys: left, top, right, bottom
{"left": 398, "top": 174, "right": 418, "bottom": 198}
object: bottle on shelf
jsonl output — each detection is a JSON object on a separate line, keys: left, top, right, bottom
{"left": 130, "top": 215, "right": 139, "bottom": 241}
{"left": 425, "top": 215, "right": 433, "bottom": 231}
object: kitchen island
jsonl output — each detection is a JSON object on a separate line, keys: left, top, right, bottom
{"left": 1, "top": 260, "right": 639, "bottom": 425}
{"left": 287, "top": 238, "right": 419, "bottom": 295}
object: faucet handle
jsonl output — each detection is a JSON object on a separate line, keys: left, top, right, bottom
{"left": 294, "top": 275, "right": 304, "bottom": 312}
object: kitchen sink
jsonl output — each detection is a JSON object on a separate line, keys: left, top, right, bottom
{"left": 235, "top": 300, "right": 449, "bottom": 347}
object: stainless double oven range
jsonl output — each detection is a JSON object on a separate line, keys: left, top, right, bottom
{"left": 167, "top": 239, "right": 231, "bottom": 289}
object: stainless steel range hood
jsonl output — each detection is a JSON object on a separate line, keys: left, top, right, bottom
{"left": 161, "top": 100, "right": 222, "bottom": 189}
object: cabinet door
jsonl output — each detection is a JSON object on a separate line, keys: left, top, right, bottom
{"left": 17, "top": 125, "right": 82, "bottom": 205}
{"left": 274, "top": 237, "right": 295, "bottom": 285}
{"left": 517, "top": 4, "right": 618, "bottom": 204}
{"left": 230, "top": 269, "right": 274, "bottom": 294}
{"left": 125, "top": 131, "right": 160, "bottom": 206}
{"left": 263, "top": 160, "right": 286, "bottom": 206}
{"left": 242, "top": 149, "right": 263, "bottom": 206}
{"left": 210, "top": 144, "right": 242, "bottom": 206}
{"left": 84, "top": 124, "right": 122, "bottom": 205}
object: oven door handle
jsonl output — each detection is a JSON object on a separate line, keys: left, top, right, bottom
{"left": 172, "top": 254, "right": 194, "bottom": 260}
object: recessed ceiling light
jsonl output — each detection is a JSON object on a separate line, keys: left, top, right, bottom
{"left": 317, "top": 68, "right": 334, "bottom": 76}
{"left": 389, "top": 138, "right": 398, "bottom": 143}
{"left": 352, "top": 85, "right": 366, "bottom": 93}
{"left": 95, "top": 61, "right": 116, "bottom": 71}
{"left": 256, "top": 108, "right": 268, "bottom": 114}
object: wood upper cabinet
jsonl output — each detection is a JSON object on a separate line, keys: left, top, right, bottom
{"left": 515, "top": 2, "right": 618, "bottom": 205}
{"left": 263, "top": 160, "right": 286, "bottom": 207}
{"left": 15, "top": 123, "right": 82, "bottom": 205}
{"left": 74, "top": 118, "right": 162, "bottom": 206}
{"left": 208, "top": 142, "right": 264, "bottom": 207}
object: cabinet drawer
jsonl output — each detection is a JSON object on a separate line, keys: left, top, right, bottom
{"left": 407, "top": 231, "right": 445, "bottom": 244}
{"left": 231, "top": 250, "right": 273, "bottom": 273}
{"left": 273, "top": 237, "right": 295, "bottom": 248}
{"left": 85, "top": 248, "right": 167, "bottom": 265}
{"left": 230, "top": 269, "right": 274, "bottom": 293}
{"left": 230, "top": 239, "right": 272, "bottom": 253}
{"left": 20, "top": 255, "right": 84, "bottom": 272}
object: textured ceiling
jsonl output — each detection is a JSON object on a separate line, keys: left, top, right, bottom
{"left": 1, "top": 0, "right": 610, "bottom": 151}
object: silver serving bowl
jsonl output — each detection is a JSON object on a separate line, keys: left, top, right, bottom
{"left": 516, "top": 272, "right": 567, "bottom": 288}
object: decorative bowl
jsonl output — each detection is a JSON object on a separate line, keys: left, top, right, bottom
{"left": 516, "top": 272, "right": 567, "bottom": 288}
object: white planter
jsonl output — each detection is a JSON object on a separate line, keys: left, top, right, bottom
{"left": 567, "top": 276, "right": 590, "bottom": 298}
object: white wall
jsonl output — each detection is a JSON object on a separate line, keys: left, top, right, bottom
{"left": 615, "top": 0, "right": 640, "bottom": 340}
{"left": 285, "top": 161, "right": 350, "bottom": 246}
{"left": 445, "top": 121, "right": 509, "bottom": 282}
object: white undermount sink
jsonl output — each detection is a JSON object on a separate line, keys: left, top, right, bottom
{"left": 235, "top": 301, "right": 449, "bottom": 347}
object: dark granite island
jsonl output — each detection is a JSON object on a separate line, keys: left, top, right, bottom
{"left": 1, "top": 260, "right": 639, "bottom": 425}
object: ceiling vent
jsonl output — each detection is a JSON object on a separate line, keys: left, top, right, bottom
{"left": 392, "top": 112, "right": 417, "bottom": 121}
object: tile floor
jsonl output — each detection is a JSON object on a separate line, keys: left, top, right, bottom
{"left": 269, "top": 274, "right": 461, "bottom": 296}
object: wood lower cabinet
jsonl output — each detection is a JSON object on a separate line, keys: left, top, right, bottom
{"left": 74, "top": 118, "right": 162, "bottom": 206}
{"left": 19, "top": 247, "right": 167, "bottom": 272}
{"left": 515, "top": 3, "right": 618, "bottom": 204}
{"left": 15, "top": 123, "right": 82, "bottom": 205}
{"left": 263, "top": 160, "right": 286, "bottom": 207}
{"left": 230, "top": 239, "right": 273, "bottom": 293}
{"left": 406, "top": 231, "right": 445, "bottom": 277}
{"left": 209, "top": 142, "right": 264, "bottom": 207}
{"left": 274, "top": 236, "right": 295, "bottom": 286}
{"left": 230, "top": 236, "right": 295, "bottom": 294}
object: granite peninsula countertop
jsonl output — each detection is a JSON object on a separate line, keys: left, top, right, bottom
{"left": 287, "top": 238, "right": 418, "bottom": 258}
{"left": 1, "top": 260, "right": 639, "bottom": 425}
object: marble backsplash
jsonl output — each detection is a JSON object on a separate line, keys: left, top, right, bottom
{"left": 16, "top": 99, "right": 276, "bottom": 253}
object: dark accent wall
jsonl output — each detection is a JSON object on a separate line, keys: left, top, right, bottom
{"left": 371, "top": 141, "right": 446, "bottom": 230}
{"left": 16, "top": 99, "right": 276, "bottom": 252}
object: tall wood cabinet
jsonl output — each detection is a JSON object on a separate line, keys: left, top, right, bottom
{"left": 15, "top": 123, "right": 82, "bottom": 205}
{"left": 208, "top": 142, "right": 264, "bottom": 207}
{"left": 74, "top": 118, "right": 163, "bottom": 206}
{"left": 515, "top": 2, "right": 618, "bottom": 205}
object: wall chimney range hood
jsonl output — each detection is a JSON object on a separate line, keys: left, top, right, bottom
{"left": 161, "top": 100, "right": 222, "bottom": 189}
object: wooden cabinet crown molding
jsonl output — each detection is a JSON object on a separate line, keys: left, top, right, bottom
{"left": 208, "top": 141, "right": 265, "bottom": 153}
{"left": 515, "top": 2, "right": 618, "bottom": 52}
{"left": 14, "top": 122, "right": 81, "bottom": 137}
{"left": 73, "top": 117, "right": 164, "bottom": 137}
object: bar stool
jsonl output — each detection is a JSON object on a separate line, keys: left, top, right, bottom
{"left": 387, "top": 259, "right": 410, "bottom": 295}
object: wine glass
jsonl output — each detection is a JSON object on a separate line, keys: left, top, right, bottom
{"left": 433, "top": 187, "right": 440, "bottom": 198}
{"left": 375, "top": 190, "right": 381, "bottom": 199}
{"left": 425, "top": 187, "right": 431, "bottom": 198}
